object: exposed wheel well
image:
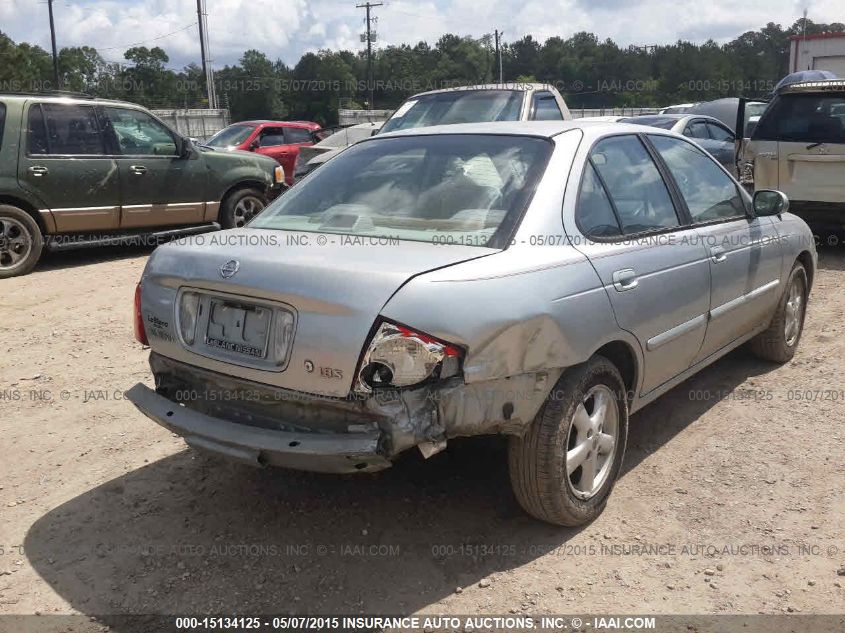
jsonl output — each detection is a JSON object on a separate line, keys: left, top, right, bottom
{"left": 0, "top": 195, "right": 46, "bottom": 234}
{"left": 796, "top": 250, "right": 814, "bottom": 291}
{"left": 594, "top": 340, "right": 638, "bottom": 401}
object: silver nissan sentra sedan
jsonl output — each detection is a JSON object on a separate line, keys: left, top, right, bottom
{"left": 127, "top": 121, "right": 816, "bottom": 526}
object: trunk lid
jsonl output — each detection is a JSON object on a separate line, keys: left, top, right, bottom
{"left": 141, "top": 228, "right": 494, "bottom": 396}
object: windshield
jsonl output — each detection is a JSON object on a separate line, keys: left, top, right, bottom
{"left": 250, "top": 134, "right": 552, "bottom": 247}
{"left": 380, "top": 90, "right": 524, "bottom": 134}
{"left": 753, "top": 92, "right": 845, "bottom": 143}
{"left": 620, "top": 116, "right": 677, "bottom": 130}
{"left": 206, "top": 124, "right": 255, "bottom": 148}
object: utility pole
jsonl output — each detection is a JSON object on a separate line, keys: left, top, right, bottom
{"left": 494, "top": 29, "right": 503, "bottom": 83}
{"left": 357, "top": 2, "right": 382, "bottom": 111}
{"left": 196, "top": 0, "right": 217, "bottom": 108}
{"left": 47, "top": 0, "right": 60, "bottom": 89}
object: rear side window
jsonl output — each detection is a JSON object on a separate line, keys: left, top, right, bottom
{"left": 577, "top": 162, "right": 622, "bottom": 237}
{"left": 585, "top": 135, "right": 680, "bottom": 235}
{"left": 649, "top": 135, "right": 746, "bottom": 223}
{"left": 27, "top": 105, "right": 49, "bottom": 155}
{"left": 285, "top": 127, "right": 313, "bottom": 143}
{"left": 0, "top": 103, "right": 6, "bottom": 149}
{"left": 531, "top": 92, "right": 564, "bottom": 121}
{"left": 37, "top": 103, "right": 106, "bottom": 155}
{"left": 754, "top": 93, "right": 845, "bottom": 143}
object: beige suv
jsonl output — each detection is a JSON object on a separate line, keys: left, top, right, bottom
{"left": 740, "top": 79, "right": 845, "bottom": 234}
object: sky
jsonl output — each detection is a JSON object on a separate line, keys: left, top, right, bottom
{"left": 0, "top": 0, "right": 842, "bottom": 71}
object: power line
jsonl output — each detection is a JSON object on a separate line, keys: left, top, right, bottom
{"left": 356, "top": 1, "right": 382, "bottom": 109}
{"left": 96, "top": 23, "right": 196, "bottom": 51}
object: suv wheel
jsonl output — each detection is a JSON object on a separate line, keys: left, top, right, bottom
{"left": 509, "top": 355, "right": 628, "bottom": 526}
{"left": 219, "top": 187, "right": 267, "bottom": 229}
{"left": 0, "top": 205, "right": 43, "bottom": 279}
{"left": 749, "top": 262, "right": 808, "bottom": 363}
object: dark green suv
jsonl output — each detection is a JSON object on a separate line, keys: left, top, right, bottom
{"left": 0, "top": 93, "right": 285, "bottom": 278}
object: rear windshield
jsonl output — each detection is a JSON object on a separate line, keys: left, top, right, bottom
{"left": 0, "top": 103, "right": 5, "bottom": 149}
{"left": 620, "top": 116, "right": 677, "bottom": 130}
{"left": 206, "top": 124, "right": 255, "bottom": 148}
{"left": 250, "top": 134, "right": 552, "bottom": 248}
{"left": 753, "top": 92, "right": 845, "bottom": 143}
{"left": 380, "top": 90, "right": 524, "bottom": 134}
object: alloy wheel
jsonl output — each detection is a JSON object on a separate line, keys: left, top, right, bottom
{"left": 233, "top": 196, "right": 265, "bottom": 228}
{"left": 784, "top": 276, "right": 805, "bottom": 347}
{"left": 0, "top": 216, "right": 33, "bottom": 271}
{"left": 565, "top": 384, "right": 620, "bottom": 500}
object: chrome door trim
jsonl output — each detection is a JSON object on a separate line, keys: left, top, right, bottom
{"left": 709, "top": 279, "right": 780, "bottom": 320}
{"left": 646, "top": 314, "right": 708, "bottom": 351}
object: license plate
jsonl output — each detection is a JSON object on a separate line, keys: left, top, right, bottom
{"left": 204, "top": 299, "right": 270, "bottom": 359}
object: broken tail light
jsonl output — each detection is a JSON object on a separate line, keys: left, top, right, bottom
{"left": 356, "top": 321, "right": 463, "bottom": 393}
{"left": 134, "top": 282, "right": 148, "bottom": 346}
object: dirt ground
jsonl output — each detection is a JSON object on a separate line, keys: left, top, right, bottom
{"left": 0, "top": 244, "right": 843, "bottom": 627}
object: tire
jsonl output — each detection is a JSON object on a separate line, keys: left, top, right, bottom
{"left": 218, "top": 187, "right": 267, "bottom": 229}
{"left": 509, "top": 355, "right": 629, "bottom": 526}
{"left": 749, "top": 262, "right": 808, "bottom": 363}
{"left": 0, "top": 205, "right": 43, "bottom": 279}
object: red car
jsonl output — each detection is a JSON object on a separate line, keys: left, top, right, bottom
{"left": 205, "top": 120, "right": 321, "bottom": 185}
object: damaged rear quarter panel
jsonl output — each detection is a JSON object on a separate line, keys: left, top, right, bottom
{"left": 380, "top": 245, "right": 635, "bottom": 439}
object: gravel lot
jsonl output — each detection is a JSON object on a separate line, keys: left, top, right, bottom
{"left": 0, "top": 245, "right": 843, "bottom": 625}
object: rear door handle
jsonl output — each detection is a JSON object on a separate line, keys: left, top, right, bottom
{"left": 711, "top": 246, "right": 727, "bottom": 263}
{"left": 612, "top": 268, "right": 638, "bottom": 292}
{"left": 129, "top": 165, "right": 147, "bottom": 175}
{"left": 28, "top": 166, "right": 49, "bottom": 177}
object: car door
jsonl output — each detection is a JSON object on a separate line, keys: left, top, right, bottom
{"left": 252, "top": 126, "right": 288, "bottom": 165}
{"left": 101, "top": 106, "right": 208, "bottom": 229}
{"left": 574, "top": 134, "right": 712, "bottom": 395}
{"left": 280, "top": 126, "right": 314, "bottom": 184}
{"left": 647, "top": 134, "right": 784, "bottom": 362}
{"left": 17, "top": 101, "right": 121, "bottom": 232}
{"left": 704, "top": 120, "right": 738, "bottom": 176}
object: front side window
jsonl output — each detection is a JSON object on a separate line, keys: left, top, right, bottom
{"left": 649, "top": 135, "right": 746, "bottom": 223}
{"left": 259, "top": 128, "right": 287, "bottom": 147}
{"left": 707, "top": 122, "right": 734, "bottom": 142}
{"left": 380, "top": 90, "right": 524, "bottom": 134}
{"left": 684, "top": 120, "right": 709, "bottom": 139}
{"left": 30, "top": 103, "right": 105, "bottom": 155}
{"left": 753, "top": 92, "right": 845, "bottom": 143}
{"left": 531, "top": 92, "right": 563, "bottom": 121}
{"left": 588, "top": 135, "right": 679, "bottom": 235}
{"left": 250, "top": 134, "right": 553, "bottom": 248}
{"left": 206, "top": 124, "right": 255, "bottom": 148}
{"left": 104, "top": 107, "right": 177, "bottom": 156}
{"left": 285, "top": 127, "right": 313, "bottom": 143}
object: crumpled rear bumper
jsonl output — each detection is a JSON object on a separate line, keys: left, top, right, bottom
{"left": 125, "top": 383, "right": 392, "bottom": 474}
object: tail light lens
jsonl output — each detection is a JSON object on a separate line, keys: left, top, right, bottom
{"left": 134, "top": 283, "right": 148, "bottom": 346}
{"left": 178, "top": 291, "right": 201, "bottom": 345}
{"left": 356, "top": 322, "right": 462, "bottom": 393}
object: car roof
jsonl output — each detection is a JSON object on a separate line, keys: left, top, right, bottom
{"left": 372, "top": 120, "right": 665, "bottom": 140}
{"left": 238, "top": 120, "right": 321, "bottom": 129}
{"left": 0, "top": 92, "right": 133, "bottom": 106}
{"left": 777, "top": 79, "right": 845, "bottom": 95}
{"left": 409, "top": 82, "right": 553, "bottom": 97}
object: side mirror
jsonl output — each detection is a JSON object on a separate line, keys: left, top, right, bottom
{"left": 753, "top": 189, "right": 789, "bottom": 217}
{"left": 176, "top": 137, "right": 194, "bottom": 159}
{"left": 249, "top": 139, "right": 260, "bottom": 151}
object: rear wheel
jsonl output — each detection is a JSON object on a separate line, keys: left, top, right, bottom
{"left": 749, "top": 262, "right": 808, "bottom": 362}
{"left": 219, "top": 187, "right": 267, "bottom": 229}
{"left": 509, "top": 356, "right": 628, "bottom": 526}
{"left": 0, "top": 205, "right": 43, "bottom": 279}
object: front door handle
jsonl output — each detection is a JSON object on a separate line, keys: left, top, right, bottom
{"left": 711, "top": 246, "right": 727, "bottom": 263}
{"left": 612, "top": 268, "right": 638, "bottom": 292}
{"left": 28, "top": 166, "right": 49, "bottom": 177}
{"left": 129, "top": 165, "right": 147, "bottom": 175}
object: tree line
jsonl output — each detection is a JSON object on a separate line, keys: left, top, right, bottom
{"left": 1, "top": 18, "right": 843, "bottom": 125}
